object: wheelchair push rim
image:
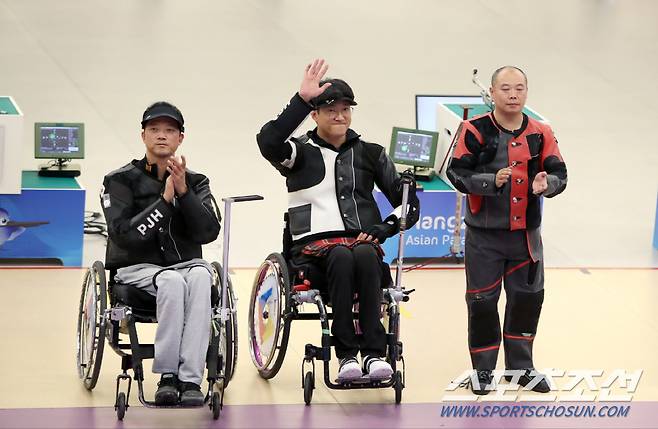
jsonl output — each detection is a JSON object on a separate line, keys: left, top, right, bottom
{"left": 248, "top": 253, "right": 291, "bottom": 378}
{"left": 76, "top": 261, "right": 107, "bottom": 390}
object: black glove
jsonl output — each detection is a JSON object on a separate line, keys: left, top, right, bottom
{"left": 405, "top": 192, "right": 420, "bottom": 228}
{"left": 363, "top": 215, "right": 399, "bottom": 243}
{"left": 398, "top": 169, "right": 417, "bottom": 192}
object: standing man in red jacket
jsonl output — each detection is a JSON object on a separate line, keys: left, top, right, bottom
{"left": 447, "top": 66, "right": 567, "bottom": 395}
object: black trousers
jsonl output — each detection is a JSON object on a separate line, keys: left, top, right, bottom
{"left": 317, "top": 244, "right": 387, "bottom": 359}
{"left": 464, "top": 227, "right": 545, "bottom": 371}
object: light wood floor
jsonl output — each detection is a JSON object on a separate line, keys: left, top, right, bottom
{"left": 1, "top": 267, "right": 656, "bottom": 409}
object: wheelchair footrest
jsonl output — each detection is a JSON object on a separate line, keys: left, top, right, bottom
{"left": 335, "top": 374, "right": 392, "bottom": 385}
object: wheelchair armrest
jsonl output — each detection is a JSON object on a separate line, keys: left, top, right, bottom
{"left": 222, "top": 195, "right": 264, "bottom": 203}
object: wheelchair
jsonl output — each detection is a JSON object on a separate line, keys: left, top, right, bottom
{"left": 76, "top": 195, "right": 262, "bottom": 420}
{"left": 247, "top": 181, "right": 415, "bottom": 405}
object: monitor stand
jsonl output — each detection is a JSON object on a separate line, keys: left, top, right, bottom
{"left": 413, "top": 166, "right": 435, "bottom": 182}
{"left": 38, "top": 158, "right": 80, "bottom": 178}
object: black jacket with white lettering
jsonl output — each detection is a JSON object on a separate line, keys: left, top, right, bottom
{"left": 101, "top": 158, "right": 221, "bottom": 270}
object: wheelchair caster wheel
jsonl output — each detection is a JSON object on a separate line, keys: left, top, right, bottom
{"left": 211, "top": 392, "right": 221, "bottom": 420}
{"left": 303, "top": 371, "right": 314, "bottom": 405}
{"left": 393, "top": 370, "right": 403, "bottom": 404}
{"left": 116, "top": 392, "right": 127, "bottom": 420}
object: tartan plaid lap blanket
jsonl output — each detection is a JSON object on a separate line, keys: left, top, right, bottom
{"left": 301, "top": 237, "right": 385, "bottom": 258}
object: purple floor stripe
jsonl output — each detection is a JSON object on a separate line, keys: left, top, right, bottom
{"left": 0, "top": 402, "right": 656, "bottom": 429}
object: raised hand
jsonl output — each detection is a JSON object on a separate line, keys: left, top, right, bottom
{"left": 532, "top": 171, "right": 548, "bottom": 195}
{"left": 166, "top": 155, "right": 188, "bottom": 196}
{"left": 299, "top": 59, "right": 332, "bottom": 103}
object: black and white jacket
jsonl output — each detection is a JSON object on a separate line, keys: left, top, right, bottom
{"left": 101, "top": 158, "right": 221, "bottom": 270}
{"left": 257, "top": 93, "right": 415, "bottom": 244}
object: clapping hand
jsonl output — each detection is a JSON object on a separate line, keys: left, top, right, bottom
{"left": 166, "top": 155, "right": 188, "bottom": 196}
{"left": 163, "top": 175, "right": 175, "bottom": 203}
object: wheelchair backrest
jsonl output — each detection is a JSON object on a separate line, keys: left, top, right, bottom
{"left": 282, "top": 212, "right": 293, "bottom": 261}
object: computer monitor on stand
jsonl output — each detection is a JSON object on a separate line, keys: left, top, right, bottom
{"left": 35, "top": 122, "right": 84, "bottom": 177}
{"left": 389, "top": 127, "right": 438, "bottom": 182}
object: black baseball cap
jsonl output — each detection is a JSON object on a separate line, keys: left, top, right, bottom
{"left": 141, "top": 101, "right": 185, "bottom": 132}
{"left": 310, "top": 78, "right": 358, "bottom": 109}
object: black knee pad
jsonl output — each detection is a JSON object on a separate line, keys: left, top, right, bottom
{"left": 506, "top": 289, "right": 544, "bottom": 334}
{"left": 467, "top": 294, "right": 501, "bottom": 347}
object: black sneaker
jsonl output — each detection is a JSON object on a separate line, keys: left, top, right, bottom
{"left": 179, "top": 381, "right": 205, "bottom": 406}
{"left": 505, "top": 369, "right": 551, "bottom": 393}
{"left": 471, "top": 370, "right": 495, "bottom": 395}
{"left": 155, "top": 373, "right": 179, "bottom": 405}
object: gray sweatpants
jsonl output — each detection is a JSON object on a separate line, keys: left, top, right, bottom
{"left": 115, "top": 258, "right": 212, "bottom": 385}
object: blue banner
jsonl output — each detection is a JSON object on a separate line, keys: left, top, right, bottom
{"left": 375, "top": 189, "right": 465, "bottom": 264}
{"left": 0, "top": 188, "right": 84, "bottom": 266}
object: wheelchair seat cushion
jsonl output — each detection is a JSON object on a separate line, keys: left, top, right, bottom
{"left": 111, "top": 283, "right": 157, "bottom": 318}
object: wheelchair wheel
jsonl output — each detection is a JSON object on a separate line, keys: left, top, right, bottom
{"left": 212, "top": 262, "right": 238, "bottom": 388}
{"left": 394, "top": 370, "right": 403, "bottom": 404}
{"left": 211, "top": 391, "right": 221, "bottom": 420}
{"left": 248, "top": 252, "right": 291, "bottom": 379}
{"left": 116, "top": 392, "right": 126, "bottom": 421}
{"left": 303, "top": 371, "right": 314, "bottom": 405}
{"left": 76, "top": 261, "right": 107, "bottom": 391}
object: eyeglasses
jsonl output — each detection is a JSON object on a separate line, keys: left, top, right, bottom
{"left": 319, "top": 106, "right": 353, "bottom": 119}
